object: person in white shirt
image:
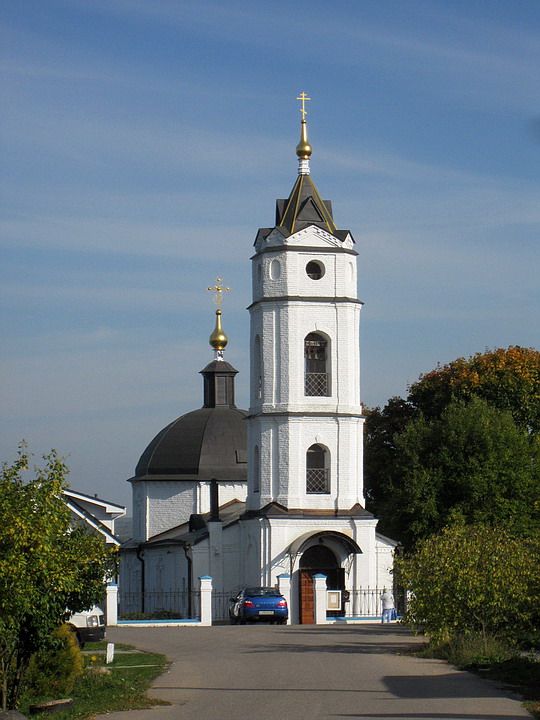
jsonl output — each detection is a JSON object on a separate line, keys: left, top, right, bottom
{"left": 380, "top": 589, "right": 395, "bottom": 623}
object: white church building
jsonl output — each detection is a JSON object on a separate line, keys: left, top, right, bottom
{"left": 120, "top": 102, "right": 396, "bottom": 624}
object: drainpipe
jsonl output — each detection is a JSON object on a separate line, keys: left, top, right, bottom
{"left": 184, "top": 543, "right": 193, "bottom": 618}
{"left": 136, "top": 545, "right": 145, "bottom": 613}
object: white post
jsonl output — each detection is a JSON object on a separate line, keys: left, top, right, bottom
{"left": 106, "top": 582, "right": 118, "bottom": 627}
{"left": 106, "top": 643, "right": 115, "bottom": 664}
{"left": 199, "top": 575, "right": 213, "bottom": 626}
{"left": 277, "top": 573, "right": 291, "bottom": 625}
{"left": 313, "top": 574, "right": 328, "bottom": 625}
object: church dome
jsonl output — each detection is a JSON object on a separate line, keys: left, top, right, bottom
{"left": 133, "top": 349, "right": 247, "bottom": 483}
{"left": 134, "top": 404, "right": 247, "bottom": 481}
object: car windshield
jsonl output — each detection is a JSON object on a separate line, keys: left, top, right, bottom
{"left": 245, "top": 587, "right": 280, "bottom": 597}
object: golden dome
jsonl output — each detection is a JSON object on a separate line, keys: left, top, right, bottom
{"left": 209, "top": 309, "right": 228, "bottom": 351}
{"left": 296, "top": 119, "right": 312, "bottom": 159}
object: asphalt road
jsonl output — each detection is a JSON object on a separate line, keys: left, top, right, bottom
{"left": 104, "top": 624, "right": 531, "bottom": 720}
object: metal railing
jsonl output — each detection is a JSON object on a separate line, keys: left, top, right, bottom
{"left": 340, "top": 589, "right": 386, "bottom": 618}
{"left": 212, "top": 590, "right": 239, "bottom": 623}
{"left": 305, "top": 372, "right": 328, "bottom": 396}
{"left": 119, "top": 590, "right": 200, "bottom": 620}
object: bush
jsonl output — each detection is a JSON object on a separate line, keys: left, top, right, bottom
{"left": 422, "top": 633, "right": 518, "bottom": 668}
{"left": 24, "top": 624, "right": 84, "bottom": 697}
{"left": 397, "top": 523, "right": 540, "bottom": 642}
{"left": 119, "top": 611, "right": 182, "bottom": 620}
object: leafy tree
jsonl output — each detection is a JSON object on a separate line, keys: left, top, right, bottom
{"left": 374, "top": 398, "right": 539, "bottom": 548}
{"left": 0, "top": 445, "right": 117, "bottom": 710}
{"left": 408, "top": 346, "right": 539, "bottom": 433}
{"left": 364, "top": 347, "right": 540, "bottom": 546}
{"left": 363, "top": 397, "right": 417, "bottom": 513}
{"left": 397, "top": 523, "right": 540, "bottom": 644}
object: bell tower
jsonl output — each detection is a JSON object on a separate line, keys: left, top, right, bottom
{"left": 246, "top": 97, "right": 366, "bottom": 515}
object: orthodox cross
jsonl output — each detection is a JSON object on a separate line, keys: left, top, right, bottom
{"left": 296, "top": 92, "right": 311, "bottom": 119}
{"left": 207, "top": 277, "right": 230, "bottom": 309}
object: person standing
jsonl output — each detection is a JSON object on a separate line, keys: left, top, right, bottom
{"left": 380, "top": 588, "right": 394, "bottom": 623}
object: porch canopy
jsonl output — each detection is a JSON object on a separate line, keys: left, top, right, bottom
{"left": 287, "top": 530, "right": 362, "bottom": 558}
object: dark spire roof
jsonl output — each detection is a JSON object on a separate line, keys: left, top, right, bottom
{"left": 276, "top": 174, "right": 337, "bottom": 235}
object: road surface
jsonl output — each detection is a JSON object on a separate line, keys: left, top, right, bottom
{"left": 104, "top": 624, "right": 531, "bottom": 720}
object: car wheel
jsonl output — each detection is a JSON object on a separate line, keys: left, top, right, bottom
{"left": 239, "top": 616, "right": 247, "bottom": 625}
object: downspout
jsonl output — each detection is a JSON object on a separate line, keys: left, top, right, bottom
{"left": 184, "top": 543, "right": 193, "bottom": 618}
{"left": 136, "top": 544, "right": 145, "bottom": 613}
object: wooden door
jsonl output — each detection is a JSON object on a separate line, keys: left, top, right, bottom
{"left": 300, "top": 571, "right": 315, "bottom": 624}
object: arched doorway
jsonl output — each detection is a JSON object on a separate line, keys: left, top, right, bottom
{"left": 298, "top": 545, "right": 345, "bottom": 624}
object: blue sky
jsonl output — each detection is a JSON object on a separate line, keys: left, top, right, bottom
{"left": 2, "top": 0, "right": 539, "bottom": 511}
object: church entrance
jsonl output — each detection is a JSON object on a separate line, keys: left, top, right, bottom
{"left": 298, "top": 545, "right": 344, "bottom": 624}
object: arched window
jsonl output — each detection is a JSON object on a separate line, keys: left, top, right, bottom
{"left": 306, "top": 444, "right": 330, "bottom": 493}
{"left": 304, "top": 333, "right": 329, "bottom": 396}
{"left": 253, "top": 445, "right": 260, "bottom": 493}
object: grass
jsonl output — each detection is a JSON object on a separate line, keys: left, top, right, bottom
{"left": 412, "top": 634, "right": 540, "bottom": 719}
{"left": 18, "top": 642, "right": 169, "bottom": 719}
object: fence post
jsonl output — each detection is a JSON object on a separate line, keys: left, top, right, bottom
{"left": 313, "top": 574, "right": 328, "bottom": 625}
{"left": 106, "top": 582, "right": 118, "bottom": 626}
{"left": 277, "top": 574, "right": 291, "bottom": 625}
{"left": 199, "top": 575, "right": 213, "bottom": 626}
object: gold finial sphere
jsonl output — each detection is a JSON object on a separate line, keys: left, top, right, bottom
{"left": 209, "top": 309, "right": 228, "bottom": 351}
{"left": 296, "top": 126, "right": 312, "bottom": 159}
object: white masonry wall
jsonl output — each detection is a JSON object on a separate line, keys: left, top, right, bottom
{"left": 247, "top": 414, "right": 365, "bottom": 511}
{"left": 131, "top": 480, "right": 247, "bottom": 542}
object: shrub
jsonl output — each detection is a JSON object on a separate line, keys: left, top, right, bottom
{"left": 397, "top": 523, "right": 540, "bottom": 643}
{"left": 24, "top": 624, "right": 84, "bottom": 697}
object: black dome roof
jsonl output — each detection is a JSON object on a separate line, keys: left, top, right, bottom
{"left": 134, "top": 406, "right": 247, "bottom": 481}
{"left": 133, "top": 357, "right": 247, "bottom": 483}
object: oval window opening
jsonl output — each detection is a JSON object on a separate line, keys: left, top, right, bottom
{"left": 270, "top": 259, "right": 281, "bottom": 280}
{"left": 306, "top": 261, "right": 324, "bottom": 280}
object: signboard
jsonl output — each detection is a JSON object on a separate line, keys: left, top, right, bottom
{"left": 326, "top": 590, "right": 342, "bottom": 611}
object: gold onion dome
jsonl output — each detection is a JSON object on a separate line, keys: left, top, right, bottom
{"left": 296, "top": 120, "right": 312, "bottom": 159}
{"left": 209, "top": 309, "right": 228, "bottom": 351}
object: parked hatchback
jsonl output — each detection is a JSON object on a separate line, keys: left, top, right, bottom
{"left": 229, "top": 587, "right": 288, "bottom": 624}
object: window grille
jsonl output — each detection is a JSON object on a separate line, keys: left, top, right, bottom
{"left": 304, "top": 333, "right": 329, "bottom": 396}
{"left": 306, "top": 444, "right": 330, "bottom": 493}
{"left": 306, "top": 467, "right": 330, "bottom": 493}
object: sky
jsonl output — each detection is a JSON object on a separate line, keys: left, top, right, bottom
{"left": 2, "top": 0, "right": 539, "bottom": 513}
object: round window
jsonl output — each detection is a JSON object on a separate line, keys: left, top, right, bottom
{"left": 306, "top": 260, "right": 324, "bottom": 280}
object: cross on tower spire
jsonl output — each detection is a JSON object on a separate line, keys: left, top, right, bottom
{"left": 296, "top": 92, "right": 311, "bottom": 119}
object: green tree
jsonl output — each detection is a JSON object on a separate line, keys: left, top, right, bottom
{"left": 363, "top": 397, "right": 417, "bottom": 514}
{"left": 397, "top": 523, "right": 540, "bottom": 644}
{"left": 374, "top": 398, "right": 539, "bottom": 548}
{"left": 0, "top": 445, "right": 117, "bottom": 710}
{"left": 408, "top": 346, "right": 539, "bottom": 433}
{"left": 364, "top": 347, "right": 540, "bottom": 546}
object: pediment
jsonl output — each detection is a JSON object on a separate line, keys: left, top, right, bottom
{"left": 285, "top": 225, "right": 354, "bottom": 250}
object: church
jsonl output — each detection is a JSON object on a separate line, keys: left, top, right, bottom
{"left": 120, "top": 98, "right": 397, "bottom": 624}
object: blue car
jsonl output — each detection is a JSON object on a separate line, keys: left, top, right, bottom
{"left": 229, "top": 587, "right": 288, "bottom": 625}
